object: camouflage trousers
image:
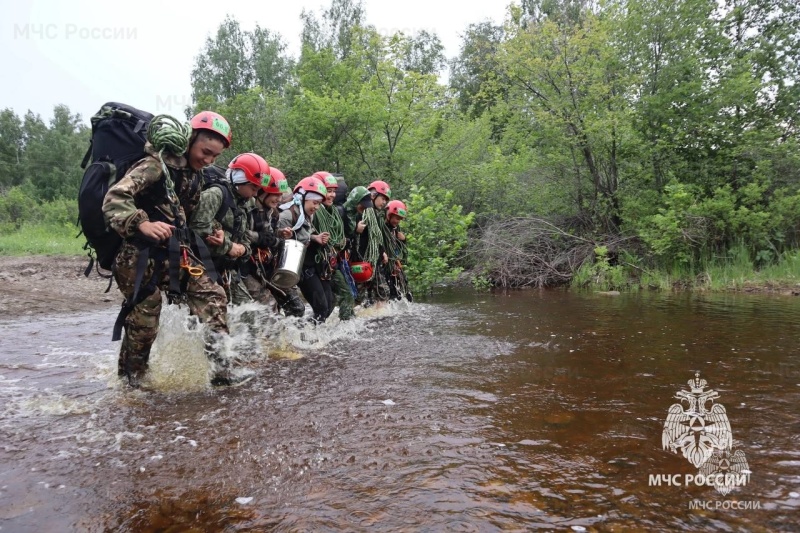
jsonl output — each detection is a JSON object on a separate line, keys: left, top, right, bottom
{"left": 113, "top": 241, "right": 229, "bottom": 380}
{"left": 331, "top": 268, "right": 355, "bottom": 320}
{"left": 220, "top": 269, "right": 253, "bottom": 306}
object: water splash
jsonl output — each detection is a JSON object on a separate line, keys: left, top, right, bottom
{"left": 142, "top": 304, "right": 212, "bottom": 392}
{"left": 114, "top": 299, "right": 419, "bottom": 391}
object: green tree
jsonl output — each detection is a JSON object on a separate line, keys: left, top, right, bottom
{"left": 0, "top": 109, "right": 24, "bottom": 189}
{"left": 404, "top": 185, "right": 474, "bottom": 294}
{"left": 292, "top": 25, "right": 446, "bottom": 187}
{"left": 191, "top": 16, "right": 252, "bottom": 103}
{"left": 191, "top": 16, "right": 294, "bottom": 104}
{"left": 300, "top": 0, "right": 366, "bottom": 60}
{"left": 500, "top": 7, "right": 630, "bottom": 228}
{"left": 613, "top": 0, "right": 718, "bottom": 192}
{"left": 251, "top": 26, "right": 293, "bottom": 94}
{"left": 449, "top": 21, "right": 506, "bottom": 118}
{"left": 23, "top": 105, "right": 88, "bottom": 202}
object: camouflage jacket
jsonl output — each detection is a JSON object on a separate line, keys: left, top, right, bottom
{"left": 102, "top": 142, "right": 201, "bottom": 239}
{"left": 189, "top": 183, "right": 253, "bottom": 259}
{"left": 248, "top": 205, "right": 282, "bottom": 253}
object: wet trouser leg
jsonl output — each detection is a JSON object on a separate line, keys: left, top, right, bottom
{"left": 244, "top": 271, "right": 305, "bottom": 318}
{"left": 114, "top": 240, "right": 231, "bottom": 384}
{"left": 243, "top": 273, "right": 271, "bottom": 305}
{"left": 331, "top": 268, "right": 355, "bottom": 320}
{"left": 273, "top": 286, "right": 306, "bottom": 317}
{"left": 185, "top": 269, "right": 230, "bottom": 370}
{"left": 298, "top": 269, "right": 334, "bottom": 323}
{"left": 387, "top": 266, "right": 411, "bottom": 301}
{"left": 368, "top": 265, "right": 391, "bottom": 303}
{"left": 113, "top": 243, "right": 164, "bottom": 382}
{"left": 119, "top": 289, "right": 162, "bottom": 379}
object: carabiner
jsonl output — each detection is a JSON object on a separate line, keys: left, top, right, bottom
{"left": 180, "top": 245, "right": 205, "bottom": 278}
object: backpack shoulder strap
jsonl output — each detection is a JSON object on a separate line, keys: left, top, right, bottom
{"left": 205, "top": 181, "right": 236, "bottom": 231}
{"left": 80, "top": 142, "right": 92, "bottom": 170}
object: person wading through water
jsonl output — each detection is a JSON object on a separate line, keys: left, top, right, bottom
{"left": 311, "top": 171, "right": 355, "bottom": 321}
{"left": 241, "top": 166, "right": 307, "bottom": 318}
{"left": 102, "top": 111, "right": 251, "bottom": 388}
{"left": 190, "top": 152, "right": 266, "bottom": 306}
{"left": 382, "top": 199, "right": 412, "bottom": 301}
{"left": 278, "top": 176, "right": 333, "bottom": 324}
{"left": 344, "top": 185, "right": 389, "bottom": 306}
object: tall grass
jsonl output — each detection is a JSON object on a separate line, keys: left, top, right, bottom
{"left": 571, "top": 243, "right": 799, "bottom": 292}
{"left": 631, "top": 245, "right": 799, "bottom": 291}
{"left": 749, "top": 249, "right": 800, "bottom": 285}
{"left": 0, "top": 223, "right": 85, "bottom": 256}
{"left": 702, "top": 245, "right": 754, "bottom": 290}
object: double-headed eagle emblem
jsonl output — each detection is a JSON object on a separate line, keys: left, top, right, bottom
{"left": 662, "top": 372, "right": 732, "bottom": 467}
{"left": 662, "top": 373, "right": 749, "bottom": 494}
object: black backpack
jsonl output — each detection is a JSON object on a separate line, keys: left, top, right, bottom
{"left": 333, "top": 173, "right": 349, "bottom": 206}
{"left": 77, "top": 102, "right": 154, "bottom": 273}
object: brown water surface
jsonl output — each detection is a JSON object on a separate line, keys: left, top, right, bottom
{"left": 0, "top": 290, "right": 798, "bottom": 531}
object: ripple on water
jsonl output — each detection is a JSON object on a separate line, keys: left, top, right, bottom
{"left": 1, "top": 291, "right": 799, "bottom": 531}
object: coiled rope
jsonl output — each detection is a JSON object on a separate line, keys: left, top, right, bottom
{"left": 314, "top": 205, "right": 346, "bottom": 264}
{"left": 381, "top": 221, "right": 407, "bottom": 262}
{"left": 362, "top": 207, "right": 383, "bottom": 265}
{"left": 147, "top": 114, "right": 192, "bottom": 204}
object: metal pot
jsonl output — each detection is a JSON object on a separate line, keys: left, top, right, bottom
{"left": 271, "top": 239, "right": 306, "bottom": 288}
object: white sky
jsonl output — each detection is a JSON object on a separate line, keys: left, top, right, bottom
{"left": 1, "top": 0, "right": 513, "bottom": 125}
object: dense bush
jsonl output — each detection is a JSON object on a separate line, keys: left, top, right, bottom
{"left": 403, "top": 185, "right": 473, "bottom": 294}
{"left": 3, "top": 0, "right": 800, "bottom": 290}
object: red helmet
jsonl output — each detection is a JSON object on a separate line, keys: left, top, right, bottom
{"left": 293, "top": 176, "right": 328, "bottom": 197}
{"left": 263, "top": 166, "right": 290, "bottom": 195}
{"left": 190, "top": 111, "right": 232, "bottom": 147}
{"left": 368, "top": 180, "right": 392, "bottom": 199}
{"left": 228, "top": 153, "right": 270, "bottom": 187}
{"left": 312, "top": 171, "right": 332, "bottom": 182}
{"left": 350, "top": 261, "right": 373, "bottom": 283}
{"left": 386, "top": 200, "right": 407, "bottom": 218}
{"left": 313, "top": 171, "right": 339, "bottom": 190}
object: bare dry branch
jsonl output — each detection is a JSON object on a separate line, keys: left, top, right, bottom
{"left": 468, "top": 217, "right": 632, "bottom": 288}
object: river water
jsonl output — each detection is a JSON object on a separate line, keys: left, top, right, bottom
{"left": 0, "top": 289, "right": 798, "bottom": 531}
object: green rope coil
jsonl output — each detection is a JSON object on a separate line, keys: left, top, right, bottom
{"left": 148, "top": 114, "right": 192, "bottom": 156}
{"left": 147, "top": 114, "right": 192, "bottom": 204}
{"left": 315, "top": 205, "right": 345, "bottom": 245}
{"left": 381, "top": 219, "right": 407, "bottom": 262}
{"left": 314, "top": 205, "right": 347, "bottom": 266}
{"left": 362, "top": 207, "right": 383, "bottom": 265}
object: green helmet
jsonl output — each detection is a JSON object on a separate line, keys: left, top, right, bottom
{"left": 345, "top": 185, "right": 372, "bottom": 210}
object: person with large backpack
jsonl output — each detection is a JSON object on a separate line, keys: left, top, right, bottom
{"left": 102, "top": 110, "right": 248, "bottom": 388}
{"left": 189, "top": 152, "right": 265, "bottom": 306}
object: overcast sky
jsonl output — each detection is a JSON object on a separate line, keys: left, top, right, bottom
{"left": 1, "top": 0, "right": 512, "bottom": 125}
